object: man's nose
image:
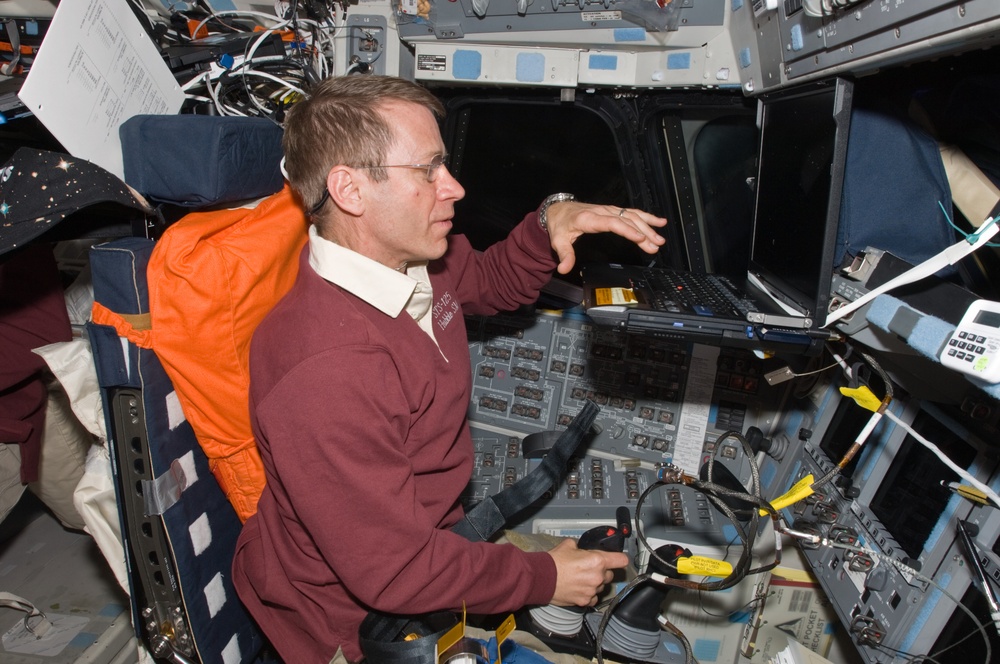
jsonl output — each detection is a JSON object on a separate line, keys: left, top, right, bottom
{"left": 436, "top": 164, "right": 465, "bottom": 201}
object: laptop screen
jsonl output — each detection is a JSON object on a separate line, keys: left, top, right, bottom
{"left": 748, "top": 78, "right": 854, "bottom": 319}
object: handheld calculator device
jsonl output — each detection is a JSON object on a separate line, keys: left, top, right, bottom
{"left": 940, "top": 300, "right": 1000, "bottom": 383}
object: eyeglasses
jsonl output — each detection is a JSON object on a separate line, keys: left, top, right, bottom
{"left": 308, "top": 154, "right": 449, "bottom": 217}
{"left": 356, "top": 153, "right": 449, "bottom": 183}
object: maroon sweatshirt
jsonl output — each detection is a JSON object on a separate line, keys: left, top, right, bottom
{"left": 0, "top": 245, "right": 72, "bottom": 483}
{"left": 233, "top": 213, "right": 560, "bottom": 663}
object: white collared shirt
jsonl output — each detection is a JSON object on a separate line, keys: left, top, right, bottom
{"left": 307, "top": 225, "right": 441, "bottom": 349}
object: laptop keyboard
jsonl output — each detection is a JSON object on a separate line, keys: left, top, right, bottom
{"left": 642, "top": 269, "right": 755, "bottom": 318}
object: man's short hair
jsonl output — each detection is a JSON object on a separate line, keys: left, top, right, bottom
{"left": 282, "top": 75, "right": 446, "bottom": 215}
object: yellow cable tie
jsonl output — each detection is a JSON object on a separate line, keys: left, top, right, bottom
{"left": 760, "top": 473, "right": 815, "bottom": 516}
{"left": 839, "top": 385, "right": 882, "bottom": 413}
{"left": 942, "top": 481, "right": 990, "bottom": 505}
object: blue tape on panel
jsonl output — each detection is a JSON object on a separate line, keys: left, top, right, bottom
{"left": 667, "top": 52, "right": 691, "bottom": 69}
{"left": 783, "top": 410, "right": 804, "bottom": 440}
{"left": 739, "top": 47, "right": 752, "bottom": 69}
{"left": 516, "top": 52, "right": 545, "bottom": 82}
{"left": 614, "top": 27, "right": 646, "bottom": 42}
{"left": 69, "top": 632, "right": 99, "bottom": 648}
{"left": 100, "top": 603, "right": 125, "bottom": 617}
{"left": 693, "top": 639, "right": 722, "bottom": 661}
{"left": 588, "top": 54, "right": 618, "bottom": 71}
{"left": 663, "top": 640, "right": 683, "bottom": 654}
{"left": 760, "top": 462, "right": 776, "bottom": 490}
{"left": 453, "top": 50, "right": 483, "bottom": 80}
{"left": 791, "top": 24, "right": 804, "bottom": 51}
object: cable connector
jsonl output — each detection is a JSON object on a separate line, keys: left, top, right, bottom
{"left": 764, "top": 366, "right": 795, "bottom": 385}
{"left": 655, "top": 463, "right": 686, "bottom": 484}
{"left": 780, "top": 526, "right": 825, "bottom": 547}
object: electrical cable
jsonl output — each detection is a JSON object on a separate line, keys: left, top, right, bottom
{"left": 782, "top": 342, "right": 851, "bottom": 399}
{"left": 634, "top": 436, "right": 781, "bottom": 591}
{"left": 239, "top": 69, "right": 308, "bottom": 100}
{"left": 191, "top": 8, "right": 288, "bottom": 38}
{"left": 181, "top": 70, "right": 210, "bottom": 93}
{"left": 207, "top": 75, "right": 247, "bottom": 116}
{"left": 812, "top": 349, "right": 894, "bottom": 492}
{"left": 595, "top": 431, "right": 781, "bottom": 663}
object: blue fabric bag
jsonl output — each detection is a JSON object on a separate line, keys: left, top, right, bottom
{"left": 836, "top": 107, "right": 955, "bottom": 272}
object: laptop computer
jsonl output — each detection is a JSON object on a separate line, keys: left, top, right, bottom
{"left": 581, "top": 77, "right": 854, "bottom": 353}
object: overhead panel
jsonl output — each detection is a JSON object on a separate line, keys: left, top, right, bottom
{"left": 744, "top": 0, "right": 1000, "bottom": 92}
{"left": 402, "top": 0, "right": 741, "bottom": 88}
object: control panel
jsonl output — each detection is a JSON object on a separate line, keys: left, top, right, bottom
{"left": 464, "top": 310, "right": 790, "bottom": 538}
{"left": 763, "top": 372, "right": 1000, "bottom": 661}
{"left": 735, "top": 0, "right": 1000, "bottom": 93}
{"left": 397, "top": 0, "right": 740, "bottom": 88}
{"left": 776, "top": 0, "right": 999, "bottom": 81}
{"left": 398, "top": 0, "right": 723, "bottom": 42}
{"left": 346, "top": 14, "right": 389, "bottom": 75}
{"left": 465, "top": 312, "right": 783, "bottom": 468}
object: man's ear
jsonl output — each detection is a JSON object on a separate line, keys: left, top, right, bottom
{"left": 327, "top": 166, "right": 364, "bottom": 216}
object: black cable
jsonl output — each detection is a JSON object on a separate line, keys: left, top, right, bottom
{"left": 593, "top": 573, "right": 651, "bottom": 664}
{"left": 634, "top": 439, "right": 778, "bottom": 591}
{"left": 612, "top": 429, "right": 780, "bottom": 664}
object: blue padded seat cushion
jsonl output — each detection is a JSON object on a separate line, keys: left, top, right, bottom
{"left": 120, "top": 115, "right": 284, "bottom": 207}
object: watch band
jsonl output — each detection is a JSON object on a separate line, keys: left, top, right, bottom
{"left": 538, "top": 192, "right": 576, "bottom": 232}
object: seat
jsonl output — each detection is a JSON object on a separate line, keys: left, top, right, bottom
{"left": 88, "top": 237, "right": 266, "bottom": 663}
{"left": 84, "top": 114, "right": 295, "bottom": 663}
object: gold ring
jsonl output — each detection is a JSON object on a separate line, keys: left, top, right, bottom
{"left": 618, "top": 207, "right": 627, "bottom": 217}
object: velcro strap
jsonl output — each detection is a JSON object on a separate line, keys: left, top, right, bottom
{"left": 452, "top": 399, "right": 598, "bottom": 542}
{"left": 91, "top": 300, "right": 154, "bottom": 349}
{"left": 359, "top": 611, "right": 458, "bottom": 664}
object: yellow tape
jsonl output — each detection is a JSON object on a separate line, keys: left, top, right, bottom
{"left": 839, "top": 385, "right": 882, "bottom": 412}
{"left": 493, "top": 614, "right": 516, "bottom": 664}
{"left": 676, "top": 556, "right": 733, "bottom": 577}
{"left": 437, "top": 604, "right": 467, "bottom": 659}
{"left": 760, "top": 473, "right": 815, "bottom": 516}
{"left": 772, "top": 566, "right": 815, "bottom": 584}
{"left": 594, "top": 287, "right": 638, "bottom": 306}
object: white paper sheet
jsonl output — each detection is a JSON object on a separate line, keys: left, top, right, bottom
{"left": 673, "top": 343, "right": 720, "bottom": 474}
{"left": 18, "top": 0, "right": 183, "bottom": 180}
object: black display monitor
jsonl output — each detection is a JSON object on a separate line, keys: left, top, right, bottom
{"left": 867, "top": 410, "right": 977, "bottom": 559}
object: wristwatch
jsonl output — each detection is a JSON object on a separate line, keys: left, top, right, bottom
{"left": 538, "top": 193, "right": 576, "bottom": 232}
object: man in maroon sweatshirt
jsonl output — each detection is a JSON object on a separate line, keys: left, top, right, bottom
{"left": 232, "top": 75, "right": 667, "bottom": 663}
{"left": 0, "top": 246, "right": 73, "bottom": 493}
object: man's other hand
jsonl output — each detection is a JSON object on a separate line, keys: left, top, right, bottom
{"left": 547, "top": 537, "right": 630, "bottom": 607}
{"left": 545, "top": 202, "right": 668, "bottom": 275}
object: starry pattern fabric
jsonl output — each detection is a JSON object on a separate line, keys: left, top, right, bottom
{"left": 0, "top": 148, "right": 151, "bottom": 257}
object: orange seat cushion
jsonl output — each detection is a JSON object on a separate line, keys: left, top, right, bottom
{"left": 146, "top": 185, "right": 307, "bottom": 521}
